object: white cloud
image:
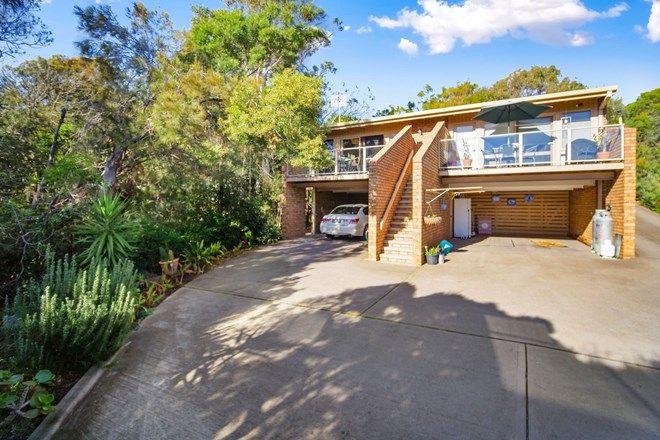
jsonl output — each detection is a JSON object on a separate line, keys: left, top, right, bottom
{"left": 344, "top": 25, "right": 351, "bottom": 31}
{"left": 397, "top": 38, "right": 419, "bottom": 56}
{"left": 370, "top": 0, "right": 629, "bottom": 54}
{"left": 356, "top": 25, "right": 373, "bottom": 34}
{"left": 648, "top": 0, "right": 660, "bottom": 42}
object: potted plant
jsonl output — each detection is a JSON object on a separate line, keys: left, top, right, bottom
{"left": 158, "top": 249, "right": 180, "bottom": 281}
{"left": 424, "top": 213, "right": 443, "bottom": 225}
{"left": 425, "top": 245, "right": 441, "bottom": 265}
{"left": 461, "top": 140, "right": 473, "bottom": 168}
{"left": 594, "top": 128, "right": 611, "bottom": 159}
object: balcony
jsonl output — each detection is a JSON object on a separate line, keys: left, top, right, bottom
{"left": 439, "top": 124, "right": 624, "bottom": 173}
{"left": 286, "top": 144, "right": 385, "bottom": 180}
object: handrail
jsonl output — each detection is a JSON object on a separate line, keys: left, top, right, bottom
{"left": 379, "top": 149, "right": 414, "bottom": 231}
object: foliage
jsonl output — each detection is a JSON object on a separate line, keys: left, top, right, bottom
{"left": 182, "top": 240, "right": 226, "bottom": 274}
{"left": 76, "top": 194, "right": 140, "bottom": 267}
{"left": 0, "top": 0, "right": 52, "bottom": 59}
{"left": 424, "top": 246, "right": 440, "bottom": 256}
{"left": 185, "top": 0, "right": 329, "bottom": 79}
{"left": 9, "top": 253, "right": 138, "bottom": 372}
{"left": 382, "top": 66, "right": 587, "bottom": 113}
{"left": 0, "top": 369, "right": 56, "bottom": 427}
{"left": 374, "top": 102, "right": 417, "bottom": 117}
{"left": 625, "top": 89, "right": 660, "bottom": 211}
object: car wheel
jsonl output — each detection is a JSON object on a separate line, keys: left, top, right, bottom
{"left": 363, "top": 226, "right": 368, "bottom": 241}
{"left": 325, "top": 234, "right": 335, "bottom": 240}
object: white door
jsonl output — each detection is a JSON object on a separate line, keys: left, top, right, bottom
{"left": 454, "top": 198, "right": 472, "bottom": 239}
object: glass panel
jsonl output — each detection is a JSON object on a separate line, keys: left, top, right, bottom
{"left": 518, "top": 117, "right": 552, "bottom": 132}
{"left": 331, "top": 206, "right": 361, "bottom": 215}
{"left": 483, "top": 134, "right": 518, "bottom": 166}
{"left": 319, "top": 139, "right": 335, "bottom": 174}
{"left": 484, "top": 122, "right": 510, "bottom": 135}
{"left": 441, "top": 139, "right": 461, "bottom": 167}
{"left": 342, "top": 138, "right": 359, "bottom": 149}
{"left": 521, "top": 130, "right": 553, "bottom": 164}
{"left": 338, "top": 148, "right": 360, "bottom": 173}
{"left": 361, "top": 135, "right": 384, "bottom": 146}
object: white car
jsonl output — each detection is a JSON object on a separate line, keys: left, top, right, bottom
{"left": 320, "top": 204, "right": 369, "bottom": 239}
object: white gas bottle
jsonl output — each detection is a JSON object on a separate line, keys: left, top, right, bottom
{"left": 592, "top": 209, "right": 613, "bottom": 256}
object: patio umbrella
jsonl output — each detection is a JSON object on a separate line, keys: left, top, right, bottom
{"left": 473, "top": 101, "right": 551, "bottom": 132}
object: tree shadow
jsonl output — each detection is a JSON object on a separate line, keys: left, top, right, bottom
{"left": 55, "top": 279, "right": 660, "bottom": 439}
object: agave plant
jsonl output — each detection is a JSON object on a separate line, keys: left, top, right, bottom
{"left": 76, "top": 194, "right": 140, "bottom": 266}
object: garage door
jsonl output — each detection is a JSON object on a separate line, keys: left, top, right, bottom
{"left": 470, "top": 191, "right": 569, "bottom": 236}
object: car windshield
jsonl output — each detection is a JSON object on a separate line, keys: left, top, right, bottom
{"left": 331, "top": 206, "right": 362, "bottom": 215}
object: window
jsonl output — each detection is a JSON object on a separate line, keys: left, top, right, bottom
{"left": 360, "top": 135, "right": 384, "bottom": 146}
{"left": 331, "top": 206, "right": 361, "bottom": 215}
{"left": 324, "top": 139, "right": 334, "bottom": 151}
{"left": 362, "top": 206, "right": 369, "bottom": 215}
{"left": 564, "top": 111, "right": 591, "bottom": 125}
{"left": 518, "top": 117, "right": 552, "bottom": 132}
{"left": 484, "top": 122, "right": 510, "bottom": 135}
{"left": 342, "top": 138, "right": 359, "bottom": 149}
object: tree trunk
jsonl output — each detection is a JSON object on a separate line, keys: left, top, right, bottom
{"left": 101, "top": 133, "right": 148, "bottom": 193}
{"left": 32, "top": 107, "right": 67, "bottom": 208}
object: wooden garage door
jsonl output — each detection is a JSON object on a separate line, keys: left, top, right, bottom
{"left": 470, "top": 191, "right": 569, "bottom": 236}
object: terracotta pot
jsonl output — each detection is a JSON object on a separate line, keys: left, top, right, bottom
{"left": 159, "top": 258, "right": 180, "bottom": 279}
{"left": 596, "top": 151, "right": 611, "bottom": 160}
{"left": 463, "top": 159, "right": 473, "bottom": 167}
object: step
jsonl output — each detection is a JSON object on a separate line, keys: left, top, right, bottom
{"left": 379, "top": 254, "right": 415, "bottom": 265}
{"left": 383, "top": 243, "right": 413, "bottom": 253}
{"left": 386, "top": 232, "right": 413, "bottom": 240}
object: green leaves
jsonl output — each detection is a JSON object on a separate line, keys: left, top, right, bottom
{"left": 76, "top": 194, "right": 140, "bottom": 267}
{"left": 0, "top": 369, "right": 57, "bottom": 421}
{"left": 34, "top": 370, "right": 55, "bottom": 385}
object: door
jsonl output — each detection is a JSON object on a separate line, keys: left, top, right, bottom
{"left": 453, "top": 198, "right": 472, "bottom": 239}
{"left": 453, "top": 125, "right": 477, "bottom": 168}
{"left": 562, "top": 111, "right": 593, "bottom": 162}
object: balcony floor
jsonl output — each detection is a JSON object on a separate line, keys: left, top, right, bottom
{"left": 440, "top": 162, "right": 624, "bottom": 177}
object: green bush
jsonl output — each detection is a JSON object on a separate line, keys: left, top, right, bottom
{"left": 76, "top": 194, "right": 140, "bottom": 267}
{"left": 9, "top": 252, "right": 138, "bottom": 372}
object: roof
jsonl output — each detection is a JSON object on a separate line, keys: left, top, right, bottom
{"left": 330, "top": 85, "right": 617, "bottom": 130}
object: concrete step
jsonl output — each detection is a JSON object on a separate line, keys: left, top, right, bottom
{"left": 379, "top": 254, "right": 415, "bottom": 265}
{"left": 386, "top": 231, "right": 413, "bottom": 240}
{"left": 383, "top": 243, "right": 413, "bottom": 252}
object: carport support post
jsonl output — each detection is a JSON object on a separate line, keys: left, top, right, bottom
{"left": 281, "top": 179, "right": 307, "bottom": 239}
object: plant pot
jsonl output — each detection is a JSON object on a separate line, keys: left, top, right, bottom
{"left": 596, "top": 151, "right": 611, "bottom": 160}
{"left": 426, "top": 253, "right": 439, "bottom": 265}
{"left": 424, "top": 216, "right": 442, "bottom": 225}
{"left": 159, "top": 258, "right": 180, "bottom": 279}
{"left": 463, "top": 159, "right": 473, "bottom": 167}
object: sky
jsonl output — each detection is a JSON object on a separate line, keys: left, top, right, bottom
{"left": 11, "top": 0, "right": 660, "bottom": 111}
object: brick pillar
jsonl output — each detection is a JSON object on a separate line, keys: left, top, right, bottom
{"left": 281, "top": 179, "right": 307, "bottom": 239}
{"left": 312, "top": 189, "right": 339, "bottom": 234}
{"left": 604, "top": 127, "right": 636, "bottom": 258}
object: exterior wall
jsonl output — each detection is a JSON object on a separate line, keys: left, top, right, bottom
{"left": 412, "top": 122, "right": 452, "bottom": 265}
{"left": 368, "top": 125, "right": 416, "bottom": 260}
{"left": 569, "top": 185, "right": 597, "bottom": 245}
{"left": 312, "top": 190, "right": 368, "bottom": 233}
{"left": 603, "top": 127, "right": 636, "bottom": 258}
{"left": 281, "top": 180, "right": 307, "bottom": 240}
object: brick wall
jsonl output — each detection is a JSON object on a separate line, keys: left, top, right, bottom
{"left": 604, "top": 127, "right": 636, "bottom": 258}
{"left": 568, "top": 128, "right": 636, "bottom": 258}
{"left": 368, "top": 125, "right": 415, "bottom": 260}
{"left": 412, "top": 121, "right": 452, "bottom": 265}
{"left": 569, "top": 185, "right": 597, "bottom": 245}
{"left": 281, "top": 179, "right": 307, "bottom": 239}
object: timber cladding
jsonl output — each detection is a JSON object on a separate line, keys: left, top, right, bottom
{"left": 469, "top": 191, "right": 569, "bottom": 236}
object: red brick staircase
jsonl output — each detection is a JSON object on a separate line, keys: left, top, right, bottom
{"left": 379, "top": 178, "right": 415, "bottom": 265}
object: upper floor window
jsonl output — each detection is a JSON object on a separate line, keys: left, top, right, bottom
{"left": 324, "top": 139, "right": 334, "bottom": 152}
{"left": 518, "top": 117, "right": 552, "bottom": 132}
{"left": 342, "top": 138, "right": 359, "bottom": 149}
{"left": 361, "top": 135, "right": 384, "bottom": 146}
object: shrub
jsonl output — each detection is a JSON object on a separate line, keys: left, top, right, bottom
{"left": 76, "top": 194, "right": 140, "bottom": 267}
{"left": 9, "top": 252, "right": 138, "bottom": 372}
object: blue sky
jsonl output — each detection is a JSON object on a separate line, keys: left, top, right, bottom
{"left": 13, "top": 0, "right": 660, "bottom": 110}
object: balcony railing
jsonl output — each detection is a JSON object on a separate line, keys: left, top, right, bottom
{"left": 439, "top": 124, "right": 624, "bottom": 170}
{"left": 287, "top": 144, "right": 385, "bottom": 178}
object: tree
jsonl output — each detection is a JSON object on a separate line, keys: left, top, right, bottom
{"left": 489, "top": 65, "right": 585, "bottom": 99}
{"left": 625, "top": 88, "right": 659, "bottom": 211}
{"left": 184, "top": 0, "right": 329, "bottom": 81}
{"left": 418, "top": 82, "right": 492, "bottom": 110}
{"left": 0, "top": 0, "right": 52, "bottom": 59}
{"left": 374, "top": 102, "right": 417, "bottom": 117}
{"left": 73, "top": 2, "right": 174, "bottom": 190}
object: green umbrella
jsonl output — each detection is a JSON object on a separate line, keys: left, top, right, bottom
{"left": 473, "top": 101, "right": 551, "bottom": 132}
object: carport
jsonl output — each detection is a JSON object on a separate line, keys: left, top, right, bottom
{"left": 308, "top": 180, "right": 369, "bottom": 235}
{"left": 443, "top": 169, "right": 617, "bottom": 240}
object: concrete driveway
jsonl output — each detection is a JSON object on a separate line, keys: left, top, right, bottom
{"left": 55, "top": 207, "right": 660, "bottom": 439}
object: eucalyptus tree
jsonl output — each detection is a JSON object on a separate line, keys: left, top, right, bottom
{"left": 0, "top": 0, "right": 52, "bottom": 59}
